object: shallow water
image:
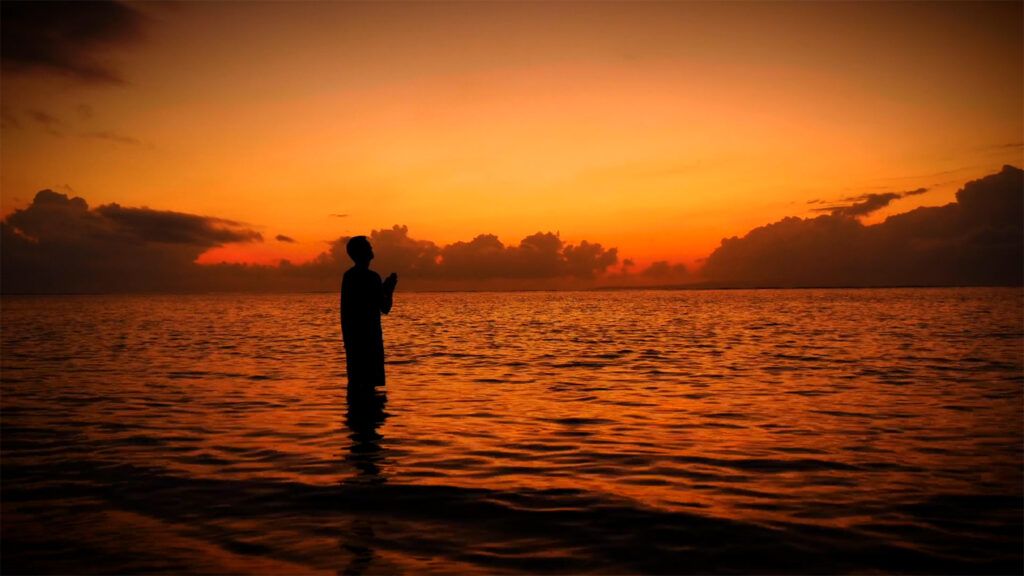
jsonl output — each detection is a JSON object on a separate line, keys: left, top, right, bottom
{"left": 2, "top": 288, "right": 1022, "bottom": 574}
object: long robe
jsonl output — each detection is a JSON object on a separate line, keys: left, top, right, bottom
{"left": 341, "top": 266, "right": 391, "bottom": 388}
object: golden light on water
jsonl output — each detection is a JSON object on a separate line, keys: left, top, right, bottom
{"left": 3, "top": 290, "right": 1021, "bottom": 572}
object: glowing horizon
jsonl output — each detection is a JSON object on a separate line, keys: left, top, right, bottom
{"left": 2, "top": 1, "right": 1022, "bottom": 276}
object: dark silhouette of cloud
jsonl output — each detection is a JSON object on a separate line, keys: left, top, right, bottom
{"left": 311, "top": 226, "right": 617, "bottom": 285}
{"left": 5, "top": 167, "right": 1017, "bottom": 293}
{"left": 329, "top": 213, "right": 349, "bottom": 218}
{"left": 811, "top": 188, "right": 930, "bottom": 217}
{"left": 358, "top": 225, "right": 444, "bottom": 279}
{"left": 821, "top": 192, "right": 902, "bottom": 217}
{"left": 2, "top": 201, "right": 619, "bottom": 292}
{"left": 433, "top": 231, "right": 616, "bottom": 280}
{"left": 2, "top": 190, "right": 262, "bottom": 293}
{"left": 94, "top": 204, "right": 262, "bottom": 246}
{"left": 275, "top": 234, "right": 295, "bottom": 243}
{"left": 641, "top": 261, "right": 689, "bottom": 279}
{"left": 564, "top": 240, "right": 619, "bottom": 278}
{"left": 604, "top": 258, "right": 689, "bottom": 287}
{"left": 702, "top": 165, "right": 1023, "bottom": 287}
{"left": 1, "top": 0, "right": 146, "bottom": 84}
{"left": 260, "top": 227, "right": 618, "bottom": 291}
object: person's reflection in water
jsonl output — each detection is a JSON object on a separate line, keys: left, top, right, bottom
{"left": 340, "top": 388, "right": 388, "bottom": 576}
{"left": 343, "top": 388, "right": 388, "bottom": 484}
{"left": 341, "top": 236, "right": 397, "bottom": 393}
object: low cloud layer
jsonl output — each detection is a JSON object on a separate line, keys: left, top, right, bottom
{"left": 604, "top": 259, "right": 690, "bottom": 287}
{"left": 2, "top": 190, "right": 262, "bottom": 293}
{"left": 2, "top": 166, "right": 1019, "bottom": 293}
{"left": 353, "top": 226, "right": 617, "bottom": 281}
{"left": 1, "top": 195, "right": 619, "bottom": 293}
{"left": 311, "top": 226, "right": 619, "bottom": 290}
{"left": 702, "top": 165, "right": 1023, "bottom": 287}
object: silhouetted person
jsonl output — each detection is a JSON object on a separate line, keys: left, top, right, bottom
{"left": 341, "top": 236, "right": 397, "bottom": 391}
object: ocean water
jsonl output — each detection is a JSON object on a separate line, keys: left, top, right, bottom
{"left": 2, "top": 288, "right": 1021, "bottom": 574}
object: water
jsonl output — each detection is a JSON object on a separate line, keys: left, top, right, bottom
{"left": 2, "top": 288, "right": 1021, "bottom": 574}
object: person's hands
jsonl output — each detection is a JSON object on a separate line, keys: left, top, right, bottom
{"left": 384, "top": 272, "right": 398, "bottom": 292}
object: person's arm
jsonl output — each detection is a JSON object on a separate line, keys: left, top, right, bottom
{"left": 381, "top": 272, "right": 397, "bottom": 315}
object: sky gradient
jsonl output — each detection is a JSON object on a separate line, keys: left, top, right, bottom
{"left": 2, "top": 1, "right": 1022, "bottom": 290}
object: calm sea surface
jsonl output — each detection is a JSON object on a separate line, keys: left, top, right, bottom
{"left": 2, "top": 288, "right": 1022, "bottom": 574}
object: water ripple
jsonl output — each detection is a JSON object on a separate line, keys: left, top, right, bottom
{"left": 2, "top": 288, "right": 1021, "bottom": 573}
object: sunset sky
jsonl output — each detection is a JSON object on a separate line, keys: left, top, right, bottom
{"left": 2, "top": 1, "right": 1022, "bottom": 278}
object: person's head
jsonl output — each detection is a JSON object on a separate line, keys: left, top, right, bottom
{"left": 346, "top": 236, "right": 374, "bottom": 265}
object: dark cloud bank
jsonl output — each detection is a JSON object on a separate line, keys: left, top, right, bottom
{"left": 1, "top": 166, "right": 1020, "bottom": 293}
{"left": 703, "top": 165, "right": 1022, "bottom": 287}
{"left": 2, "top": 191, "right": 263, "bottom": 293}
{"left": 0, "top": 196, "right": 620, "bottom": 293}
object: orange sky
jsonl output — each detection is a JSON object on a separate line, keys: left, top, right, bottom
{"left": 2, "top": 2, "right": 1022, "bottom": 269}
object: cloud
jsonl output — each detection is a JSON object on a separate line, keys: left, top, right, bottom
{"left": 436, "top": 231, "right": 609, "bottom": 280}
{"left": 701, "top": 165, "right": 1023, "bottom": 287}
{"left": 641, "top": 261, "right": 689, "bottom": 278}
{"left": 2, "top": 190, "right": 262, "bottom": 293}
{"left": 95, "top": 204, "right": 262, "bottom": 246}
{"left": 275, "top": 234, "right": 295, "bottom": 243}
{"left": 812, "top": 188, "right": 930, "bottom": 218}
{"left": 7, "top": 167, "right": 1015, "bottom": 293}
{"left": 10, "top": 107, "right": 146, "bottom": 144}
{"left": 821, "top": 192, "right": 902, "bottom": 217}
{"left": 2, "top": 200, "right": 620, "bottom": 293}
{"left": 27, "top": 109, "right": 66, "bottom": 136}
{"left": 564, "top": 240, "right": 619, "bottom": 278}
{"left": 1, "top": 0, "right": 146, "bottom": 84}
{"left": 82, "top": 130, "right": 145, "bottom": 146}
{"left": 361, "top": 225, "right": 444, "bottom": 278}
{"left": 603, "top": 258, "right": 690, "bottom": 287}
{"left": 329, "top": 213, "right": 349, "bottom": 218}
